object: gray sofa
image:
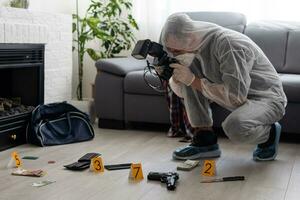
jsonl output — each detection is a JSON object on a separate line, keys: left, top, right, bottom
{"left": 94, "top": 12, "right": 300, "bottom": 134}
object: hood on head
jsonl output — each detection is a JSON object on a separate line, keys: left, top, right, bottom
{"left": 161, "top": 13, "right": 221, "bottom": 52}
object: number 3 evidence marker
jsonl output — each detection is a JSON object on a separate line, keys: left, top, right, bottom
{"left": 90, "top": 156, "right": 104, "bottom": 173}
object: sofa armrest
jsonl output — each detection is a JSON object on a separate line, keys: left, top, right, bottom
{"left": 95, "top": 56, "right": 148, "bottom": 76}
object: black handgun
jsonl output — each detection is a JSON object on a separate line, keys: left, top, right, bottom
{"left": 147, "top": 172, "right": 179, "bottom": 190}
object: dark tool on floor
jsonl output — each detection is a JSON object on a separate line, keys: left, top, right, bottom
{"left": 64, "top": 153, "right": 101, "bottom": 171}
{"left": 147, "top": 172, "right": 179, "bottom": 191}
{"left": 201, "top": 176, "right": 245, "bottom": 183}
{"left": 104, "top": 163, "right": 132, "bottom": 170}
{"left": 22, "top": 156, "right": 39, "bottom": 160}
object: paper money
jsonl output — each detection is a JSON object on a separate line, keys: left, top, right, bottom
{"left": 177, "top": 160, "right": 200, "bottom": 171}
{"left": 11, "top": 168, "right": 46, "bottom": 177}
{"left": 32, "top": 180, "right": 55, "bottom": 187}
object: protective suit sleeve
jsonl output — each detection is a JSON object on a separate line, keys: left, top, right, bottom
{"left": 200, "top": 38, "right": 254, "bottom": 110}
{"left": 169, "top": 76, "right": 184, "bottom": 98}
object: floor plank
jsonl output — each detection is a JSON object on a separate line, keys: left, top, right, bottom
{"left": 0, "top": 127, "right": 299, "bottom": 200}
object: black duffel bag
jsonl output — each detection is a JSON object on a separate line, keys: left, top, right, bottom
{"left": 26, "top": 102, "right": 94, "bottom": 146}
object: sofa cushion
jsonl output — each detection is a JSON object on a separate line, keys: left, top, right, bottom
{"left": 245, "top": 22, "right": 289, "bottom": 73}
{"left": 283, "top": 30, "right": 300, "bottom": 74}
{"left": 279, "top": 73, "right": 300, "bottom": 103}
{"left": 95, "top": 57, "right": 147, "bottom": 76}
{"left": 124, "top": 70, "right": 164, "bottom": 96}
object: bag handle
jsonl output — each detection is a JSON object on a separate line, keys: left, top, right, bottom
{"left": 45, "top": 112, "right": 72, "bottom": 137}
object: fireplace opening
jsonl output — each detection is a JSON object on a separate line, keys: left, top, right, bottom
{"left": 0, "top": 44, "right": 44, "bottom": 150}
{"left": 0, "top": 98, "right": 34, "bottom": 117}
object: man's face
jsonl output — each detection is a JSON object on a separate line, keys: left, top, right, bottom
{"left": 165, "top": 35, "right": 188, "bottom": 56}
{"left": 167, "top": 47, "right": 188, "bottom": 57}
{"left": 165, "top": 34, "right": 196, "bottom": 56}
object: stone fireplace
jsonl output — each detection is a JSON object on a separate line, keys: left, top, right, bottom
{"left": 0, "top": 44, "right": 44, "bottom": 150}
{"left": 0, "top": 8, "right": 72, "bottom": 150}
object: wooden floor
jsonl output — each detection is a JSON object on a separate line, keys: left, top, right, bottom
{"left": 1, "top": 127, "right": 300, "bottom": 200}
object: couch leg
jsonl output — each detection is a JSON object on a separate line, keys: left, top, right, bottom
{"left": 98, "top": 118, "right": 125, "bottom": 129}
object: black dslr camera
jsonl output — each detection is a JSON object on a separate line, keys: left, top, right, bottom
{"left": 131, "top": 39, "right": 176, "bottom": 81}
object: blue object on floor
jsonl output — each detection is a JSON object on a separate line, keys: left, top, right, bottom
{"left": 172, "top": 144, "right": 221, "bottom": 160}
{"left": 253, "top": 122, "right": 282, "bottom": 161}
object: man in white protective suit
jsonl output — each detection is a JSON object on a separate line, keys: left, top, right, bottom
{"left": 160, "top": 13, "right": 287, "bottom": 161}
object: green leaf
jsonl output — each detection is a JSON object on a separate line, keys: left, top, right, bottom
{"left": 87, "top": 17, "right": 100, "bottom": 28}
{"left": 72, "top": 22, "right": 76, "bottom": 33}
{"left": 86, "top": 48, "right": 102, "bottom": 61}
{"left": 72, "top": 14, "right": 78, "bottom": 19}
{"left": 93, "top": 29, "right": 112, "bottom": 40}
{"left": 128, "top": 15, "right": 139, "bottom": 30}
{"left": 124, "top": 2, "right": 132, "bottom": 9}
{"left": 110, "top": 29, "right": 115, "bottom": 37}
{"left": 115, "top": 3, "right": 122, "bottom": 16}
{"left": 100, "top": 52, "right": 106, "bottom": 58}
{"left": 82, "top": 19, "right": 87, "bottom": 28}
{"left": 103, "top": 41, "right": 110, "bottom": 51}
{"left": 73, "top": 0, "right": 139, "bottom": 58}
{"left": 78, "top": 34, "right": 89, "bottom": 44}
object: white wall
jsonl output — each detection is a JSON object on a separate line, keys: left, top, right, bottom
{"left": 0, "top": 0, "right": 74, "bottom": 14}
{"left": 29, "top": 0, "right": 96, "bottom": 100}
{"left": 28, "top": 0, "right": 120, "bottom": 100}
{"left": 29, "top": 0, "right": 74, "bottom": 14}
{"left": 0, "top": 7, "right": 73, "bottom": 103}
{"left": 133, "top": 0, "right": 300, "bottom": 44}
{"left": 2, "top": 0, "right": 300, "bottom": 100}
{"left": 0, "top": 0, "right": 107, "bottom": 100}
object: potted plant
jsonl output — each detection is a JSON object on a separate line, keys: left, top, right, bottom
{"left": 8, "top": 0, "right": 29, "bottom": 8}
{"left": 73, "top": 0, "right": 139, "bottom": 101}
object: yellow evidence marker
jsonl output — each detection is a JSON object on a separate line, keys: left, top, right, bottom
{"left": 90, "top": 156, "right": 104, "bottom": 173}
{"left": 11, "top": 151, "right": 22, "bottom": 168}
{"left": 201, "top": 160, "right": 216, "bottom": 177}
{"left": 129, "top": 163, "right": 144, "bottom": 180}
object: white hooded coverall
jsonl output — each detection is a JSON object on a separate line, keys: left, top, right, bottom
{"left": 161, "top": 13, "right": 287, "bottom": 144}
